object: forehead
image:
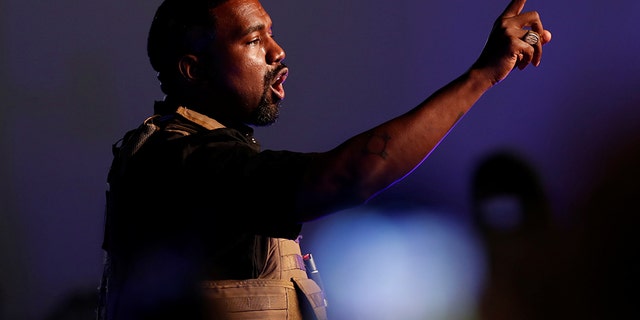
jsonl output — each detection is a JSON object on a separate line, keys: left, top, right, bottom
{"left": 212, "top": 0, "right": 272, "bottom": 38}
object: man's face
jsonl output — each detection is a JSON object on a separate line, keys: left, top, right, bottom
{"left": 203, "top": 0, "right": 288, "bottom": 126}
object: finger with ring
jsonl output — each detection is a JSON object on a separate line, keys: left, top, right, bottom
{"left": 522, "top": 30, "right": 540, "bottom": 46}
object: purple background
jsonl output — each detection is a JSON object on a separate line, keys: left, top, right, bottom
{"left": 1, "top": 0, "right": 639, "bottom": 318}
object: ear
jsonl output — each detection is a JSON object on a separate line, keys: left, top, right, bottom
{"left": 178, "top": 54, "right": 202, "bottom": 82}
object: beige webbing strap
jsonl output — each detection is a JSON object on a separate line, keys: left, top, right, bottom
{"left": 202, "top": 279, "right": 302, "bottom": 320}
{"left": 175, "top": 106, "right": 226, "bottom": 130}
{"left": 280, "top": 239, "right": 328, "bottom": 320}
{"left": 278, "top": 238, "right": 303, "bottom": 256}
{"left": 292, "top": 278, "right": 328, "bottom": 320}
{"left": 278, "top": 239, "right": 308, "bottom": 279}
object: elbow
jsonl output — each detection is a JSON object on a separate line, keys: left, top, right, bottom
{"left": 295, "top": 176, "right": 375, "bottom": 222}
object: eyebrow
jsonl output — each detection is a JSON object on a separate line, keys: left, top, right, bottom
{"left": 241, "top": 23, "right": 267, "bottom": 37}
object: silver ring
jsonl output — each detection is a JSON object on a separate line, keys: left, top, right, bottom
{"left": 523, "top": 30, "right": 540, "bottom": 46}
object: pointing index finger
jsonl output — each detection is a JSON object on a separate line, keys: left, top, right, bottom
{"left": 501, "top": 0, "right": 527, "bottom": 18}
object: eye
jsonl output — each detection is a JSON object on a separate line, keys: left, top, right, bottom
{"left": 248, "top": 37, "right": 261, "bottom": 46}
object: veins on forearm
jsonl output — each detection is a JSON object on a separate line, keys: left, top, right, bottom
{"left": 362, "top": 132, "right": 391, "bottom": 159}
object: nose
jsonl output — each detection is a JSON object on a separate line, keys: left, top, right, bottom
{"left": 266, "top": 37, "right": 286, "bottom": 64}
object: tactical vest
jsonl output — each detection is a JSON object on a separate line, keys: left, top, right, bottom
{"left": 100, "top": 107, "right": 328, "bottom": 320}
{"left": 202, "top": 238, "right": 327, "bottom": 320}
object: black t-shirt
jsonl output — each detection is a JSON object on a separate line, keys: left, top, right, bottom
{"left": 104, "top": 107, "right": 317, "bottom": 279}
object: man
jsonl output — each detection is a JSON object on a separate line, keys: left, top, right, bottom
{"left": 98, "top": 0, "right": 551, "bottom": 319}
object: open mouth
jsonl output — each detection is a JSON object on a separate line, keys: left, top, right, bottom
{"left": 270, "top": 68, "right": 289, "bottom": 100}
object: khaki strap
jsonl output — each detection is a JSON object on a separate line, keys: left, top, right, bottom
{"left": 176, "top": 106, "right": 226, "bottom": 130}
{"left": 278, "top": 238, "right": 303, "bottom": 256}
{"left": 292, "top": 278, "right": 328, "bottom": 320}
{"left": 202, "top": 279, "right": 302, "bottom": 320}
{"left": 278, "top": 239, "right": 307, "bottom": 279}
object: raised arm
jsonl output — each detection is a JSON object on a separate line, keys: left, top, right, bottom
{"left": 296, "top": 0, "right": 552, "bottom": 221}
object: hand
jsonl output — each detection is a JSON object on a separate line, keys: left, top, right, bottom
{"left": 472, "top": 0, "right": 552, "bottom": 85}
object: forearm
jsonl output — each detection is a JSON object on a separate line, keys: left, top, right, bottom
{"left": 297, "top": 69, "right": 493, "bottom": 220}
{"left": 295, "top": 0, "right": 552, "bottom": 221}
